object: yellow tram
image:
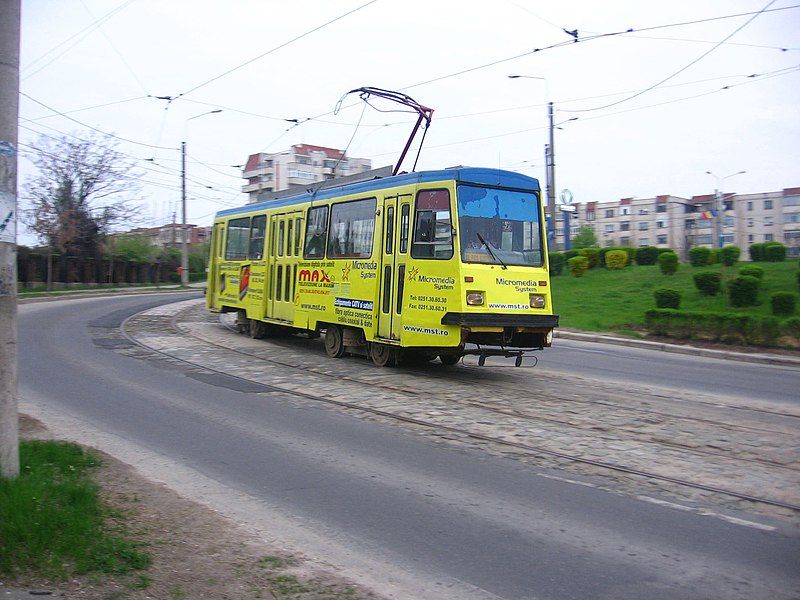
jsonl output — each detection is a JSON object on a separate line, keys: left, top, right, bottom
{"left": 206, "top": 167, "right": 558, "bottom": 366}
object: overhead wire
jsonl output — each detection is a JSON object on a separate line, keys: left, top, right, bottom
{"left": 173, "top": 0, "right": 380, "bottom": 100}
{"left": 562, "top": 0, "right": 780, "bottom": 113}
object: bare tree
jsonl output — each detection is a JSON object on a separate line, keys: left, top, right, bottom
{"left": 23, "top": 132, "right": 142, "bottom": 286}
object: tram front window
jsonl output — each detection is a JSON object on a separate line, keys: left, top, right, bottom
{"left": 457, "top": 184, "right": 544, "bottom": 267}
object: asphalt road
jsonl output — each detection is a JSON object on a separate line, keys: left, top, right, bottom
{"left": 17, "top": 294, "right": 800, "bottom": 599}
{"left": 540, "top": 338, "right": 800, "bottom": 405}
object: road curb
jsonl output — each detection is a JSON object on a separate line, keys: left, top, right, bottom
{"left": 555, "top": 330, "right": 800, "bottom": 367}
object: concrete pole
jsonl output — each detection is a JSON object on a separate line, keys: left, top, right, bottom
{"left": 547, "top": 102, "right": 558, "bottom": 251}
{"left": 0, "top": 0, "right": 20, "bottom": 478}
{"left": 713, "top": 188, "right": 723, "bottom": 249}
{"left": 180, "top": 141, "right": 188, "bottom": 287}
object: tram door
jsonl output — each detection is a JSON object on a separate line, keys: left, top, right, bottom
{"left": 268, "top": 211, "right": 302, "bottom": 322}
{"left": 206, "top": 222, "right": 225, "bottom": 309}
{"left": 377, "top": 194, "right": 411, "bottom": 340}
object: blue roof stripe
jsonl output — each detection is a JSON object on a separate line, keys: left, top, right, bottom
{"left": 216, "top": 167, "right": 541, "bottom": 218}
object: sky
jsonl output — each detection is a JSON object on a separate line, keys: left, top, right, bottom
{"left": 17, "top": 0, "right": 800, "bottom": 245}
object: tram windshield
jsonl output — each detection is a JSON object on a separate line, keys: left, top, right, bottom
{"left": 457, "top": 184, "right": 544, "bottom": 267}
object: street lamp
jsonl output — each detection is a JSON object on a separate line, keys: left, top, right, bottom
{"left": 181, "top": 109, "right": 222, "bottom": 287}
{"left": 508, "top": 75, "right": 577, "bottom": 251}
{"left": 705, "top": 170, "right": 745, "bottom": 249}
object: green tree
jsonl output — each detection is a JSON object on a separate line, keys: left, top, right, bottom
{"left": 571, "top": 225, "right": 598, "bottom": 249}
{"left": 113, "top": 235, "right": 157, "bottom": 261}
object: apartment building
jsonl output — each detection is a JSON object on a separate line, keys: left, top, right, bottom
{"left": 570, "top": 187, "right": 800, "bottom": 259}
{"left": 124, "top": 223, "right": 211, "bottom": 249}
{"left": 241, "top": 144, "right": 372, "bottom": 203}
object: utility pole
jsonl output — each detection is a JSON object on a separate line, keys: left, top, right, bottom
{"left": 0, "top": 0, "right": 20, "bottom": 478}
{"left": 713, "top": 188, "right": 723, "bottom": 250}
{"left": 180, "top": 141, "right": 188, "bottom": 287}
{"left": 547, "top": 102, "right": 557, "bottom": 251}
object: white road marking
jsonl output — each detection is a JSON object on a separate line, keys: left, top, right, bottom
{"left": 637, "top": 495, "right": 776, "bottom": 531}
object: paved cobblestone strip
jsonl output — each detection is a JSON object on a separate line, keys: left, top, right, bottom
{"left": 123, "top": 299, "right": 800, "bottom": 517}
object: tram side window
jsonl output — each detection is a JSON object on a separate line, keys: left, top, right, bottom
{"left": 249, "top": 215, "right": 266, "bottom": 259}
{"left": 327, "top": 197, "right": 376, "bottom": 259}
{"left": 412, "top": 189, "right": 453, "bottom": 259}
{"left": 399, "top": 204, "right": 410, "bottom": 253}
{"left": 304, "top": 206, "right": 328, "bottom": 259}
{"left": 225, "top": 217, "right": 250, "bottom": 260}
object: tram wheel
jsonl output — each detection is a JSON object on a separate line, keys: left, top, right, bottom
{"left": 324, "top": 325, "right": 346, "bottom": 358}
{"left": 439, "top": 353, "right": 461, "bottom": 366}
{"left": 369, "top": 343, "right": 396, "bottom": 367}
{"left": 249, "top": 319, "right": 268, "bottom": 339}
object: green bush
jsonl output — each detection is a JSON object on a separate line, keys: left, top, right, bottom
{"left": 578, "top": 247, "right": 600, "bottom": 269}
{"left": 657, "top": 247, "right": 675, "bottom": 255}
{"left": 770, "top": 292, "right": 797, "bottom": 316}
{"left": 549, "top": 252, "right": 565, "bottom": 276}
{"left": 728, "top": 275, "right": 760, "bottom": 307}
{"left": 635, "top": 246, "right": 659, "bottom": 266}
{"left": 567, "top": 256, "right": 589, "bottom": 277}
{"left": 605, "top": 250, "right": 628, "bottom": 270}
{"left": 764, "top": 243, "right": 787, "bottom": 262}
{"left": 654, "top": 288, "right": 681, "bottom": 309}
{"left": 597, "top": 247, "right": 612, "bottom": 267}
{"left": 657, "top": 251, "right": 679, "bottom": 275}
{"left": 749, "top": 242, "right": 767, "bottom": 262}
{"left": 783, "top": 317, "right": 800, "bottom": 338}
{"left": 619, "top": 247, "right": 636, "bottom": 264}
{"left": 564, "top": 249, "right": 580, "bottom": 260}
{"left": 693, "top": 271, "right": 722, "bottom": 296}
{"left": 739, "top": 265, "right": 764, "bottom": 280}
{"left": 719, "top": 245, "right": 741, "bottom": 267}
{"left": 689, "top": 246, "right": 711, "bottom": 267}
{"left": 644, "top": 310, "right": 785, "bottom": 346}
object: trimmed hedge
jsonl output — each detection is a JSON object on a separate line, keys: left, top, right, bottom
{"left": 643, "top": 309, "right": 797, "bottom": 347}
{"left": 657, "top": 251, "right": 679, "bottom": 275}
{"left": 765, "top": 243, "right": 787, "bottom": 262}
{"left": 635, "top": 246, "right": 659, "bottom": 266}
{"left": 693, "top": 271, "right": 722, "bottom": 296}
{"left": 578, "top": 247, "right": 600, "bottom": 269}
{"left": 549, "top": 252, "right": 566, "bottom": 276}
{"left": 567, "top": 255, "right": 589, "bottom": 277}
{"left": 654, "top": 288, "right": 681, "bottom": 309}
{"left": 729, "top": 275, "right": 760, "bottom": 307}
{"left": 771, "top": 292, "right": 797, "bottom": 316}
{"left": 719, "top": 245, "right": 741, "bottom": 267}
{"left": 689, "top": 246, "right": 712, "bottom": 267}
{"left": 605, "top": 249, "right": 628, "bottom": 270}
{"left": 739, "top": 265, "right": 764, "bottom": 280}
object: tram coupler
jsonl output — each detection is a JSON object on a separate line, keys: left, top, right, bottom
{"left": 462, "top": 348, "right": 528, "bottom": 367}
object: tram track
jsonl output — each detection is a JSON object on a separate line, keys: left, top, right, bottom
{"left": 120, "top": 303, "right": 800, "bottom": 514}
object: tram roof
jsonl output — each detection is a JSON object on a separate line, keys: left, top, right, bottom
{"left": 216, "top": 167, "right": 541, "bottom": 219}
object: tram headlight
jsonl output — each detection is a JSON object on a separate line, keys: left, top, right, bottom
{"left": 466, "top": 291, "right": 485, "bottom": 306}
{"left": 529, "top": 294, "right": 546, "bottom": 309}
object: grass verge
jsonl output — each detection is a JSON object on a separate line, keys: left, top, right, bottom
{"left": 552, "top": 261, "right": 798, "bottom": 334}
{"left": 0, "top": 440, "right": 150, "bottom": 581}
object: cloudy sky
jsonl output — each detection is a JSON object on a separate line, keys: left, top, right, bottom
{"left": 17, "top": 0, "right": 800, "bottom": 243}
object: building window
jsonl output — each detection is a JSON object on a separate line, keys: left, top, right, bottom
{"left": 748, "top": 234, "right": 754, "bottom": 242}
{"left": 656, "top": 204, "right": 667, "bottom": 213}
{"left": 605, "top": 209, "right": 614, "bottom": 218}
{"left": 747, "top": 218, "right": 754, "bottom": 227}
{"left": 638, "top": 222, "right": 649, "bottom": 231}
{"left": 656, "top": 220, "right": 665, "bottom": 229}
{"left": 765, "top": 234, "right": 774, "bottom": 242}
{"left": 586, "top": 210, "right": 595, "bottom": 221}
{"left": 747, "top": 201, "right": 753, "bottom": 211}
{"left": 764, "top": 216, "right": 774, "bottom": 226}
{"left": 328, "top": 198, "right": 377, "bottom": 258}
{"left": 720, "top": 234, "right": 734, "bottom": 245}
{"left": 685, "top": 219, "right": 695, "bottom": 229}
{"left": 620, "top": 222, "right": 630, "bottom": 231}
{"left": 656, "top": 234, "right": 667, "bottom": 245}
{"left": 621, "top": 207, "right": 630, "bottom": 216}
{"left": 723, "top": 216, "right": 734, "bottom": 227}
{"left": 638, "top": 237, "right": 649, "bottom": 247}
{"left": 784, "top": 230, "right": 800, "bottom": 241}
{"left": 604, "top": 224, "right": 614, "bottom": 233}
{"left": 784, "top": 195, "right": 800, "bottom": 207}
{"left": 764, "top": 199, "right": 773, "bottom": 210}
{"left": 694, "top": 234, "right": 712, "bottom": 245}
{"left": 620, "top": 236, "right": 630, "bottom": 246}
{"left": 724, "top": 200, "right": 733, "bottom": 211}
{"left": 638, "top": 208, "right": 649, "bottom": 215}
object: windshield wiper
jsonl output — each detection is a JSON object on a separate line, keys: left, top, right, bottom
{"left": 476, "top": 232, "right": 507, "bottom": 269}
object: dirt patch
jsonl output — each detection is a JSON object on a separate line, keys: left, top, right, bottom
{"left": 8, "top": 414, "right": 378, "bottom": 600}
